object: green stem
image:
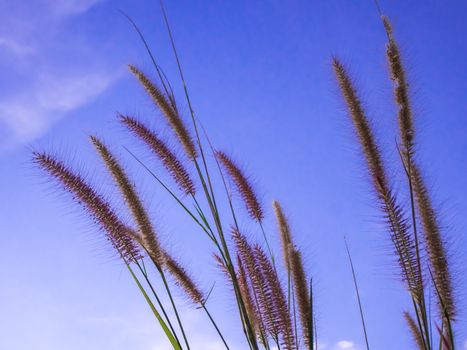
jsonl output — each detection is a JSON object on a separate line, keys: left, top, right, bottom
{"left": 202, "top": 305, "right": 230, "bottom": 349}
{"left": 344, "top": 238, "right": 370, "bottom": 350}
{"left": 135, "top": 261, "right": 182, "bottom": 349}
{"left": 395, "top": 144, "right": 431, "bottom": 350}
{"left": 158, "top": 266, "right": 191, "bottom": 350}
{"left": 124, "top": 147, "right": 215, "bottom": 241}
{"left": 125, "top": 261, "right": 181, "bottom": 350}
{"left": 407, "top": 161, "right": 431, "bottom": 349}
{"left": 259, "top": 222, "right": 276, "bottom": 272}
{"left": 157, "top": 3, "right": 260, "bottom": 346}
{"left": 309, "top": 278, "right": 314, "bottom": 350}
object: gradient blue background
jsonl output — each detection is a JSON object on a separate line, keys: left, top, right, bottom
{"left": 1, "top": 1, "right": 466, "bottom": 349}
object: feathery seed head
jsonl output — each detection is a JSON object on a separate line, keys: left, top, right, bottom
{"left": 213, "top": 253, "right": 230, "bottom": 280}
{"left": 255, "top": 245, "right": 295, "bottom": 349}
{"left": 382, "top": 17, "right": 415, "bottom": 156}
{"left": 90, "top": 136, "right": 163, "bottom": 265}
{"left": 236, "top": 254, "right": 261, "bottom": 336}
{"left": 403, "top": 311, "right": 425, "bottom": 350}
{"left": 412, "top": 165, "right": 455, "bottom": 318}
{"left": 128, "top": 64, "right": 198, "bottom": 159}
{"left": 232, "top": 228, "right": 276, "bottom": 339}
{"left": 289, "top": 245, "right": 312, "bottom": 347}
{"left": 273, "top": 200, "right": 293, "bottom": 271}
{"left": 163, "top": 250, "right": 205, "bottom": 305}
{"left": 332, "top": 58, "right": 389, "bottom": 194}
{"left": 217, "top": 151, "right": 264, "bottom": 222}
{"left": 120, "top": 114, "right": 196, "bottom": 195}
{"left": 333, "top": 58, "right": 423, "bottom": 299}
{"left": 33, "top": 151, "right": 140, "bottom": 262}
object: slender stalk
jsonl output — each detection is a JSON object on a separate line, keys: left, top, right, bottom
{"left": 120, "top": 11, "right": 173, "bottom": 103}
{"left": 309, "top": 278, "right": 314, "bottom": 350}
{"left": 196, "top": 117, "right": 240, "bottom": 231}
{"left": 135, "top": 241, "right": 191, "bottom": 350}
{"left": 202, "top": 305, "right": 230, "bottom": 350}
{"left": 407, "top": 160, "right": 431, "bottom": 349}
{"left": 158, "top": 265, "right": 191, "bottom": 350}
{"left": 429, "top": 268, "right": 455, "bottom": 350}
{"left": 259, "top": 221, "right": 276, "bottom": 271}
{"left": 292, "top": 279, "right": 299, "bottom": 349}
{"left": 437, "top": 323, "right": 444, "bottom": 350}
{"left": 396, "top": 145, "right": 431, "bottom": 349}
{"left": 155, "top": 2, "right": 259, "bottom": 346}
{"left": 125, "top": 261, "right": 181, "bottom": 350}
{"left": 135, "top": 261, "right": 182, "bottom": 349}
{"left": 344, "top": 238, "right": 370, "bottom": 350}
{"left": 124, "top": 147, "right": 215, "bottom": 241}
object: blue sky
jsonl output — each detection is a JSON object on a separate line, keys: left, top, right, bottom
{"left": 1, "top": 1, "right": 467, "bottom": 349}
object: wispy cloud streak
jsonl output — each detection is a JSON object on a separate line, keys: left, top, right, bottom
{"left": 0, "top": 0, "right": 117, "bottom": 151}
{"left": 0, "top": 71, "right": 118, "bottom": 149}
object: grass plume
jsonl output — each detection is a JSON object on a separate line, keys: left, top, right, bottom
{"left": 382, "top": 16, "right": 414, "bottom": 157}
{"left": 273, "top": 200, "right": 293, "bottom": 271}
{"left": 33, "top": 152, "right": 140, "bottom": 261}
{"left": 404, "top": 311, "right": 425, "bottom": 350}
{"left": 90, "top": 136, "right": 163, "bottom": 265}
{"left": 332, "top": 58, "right": 422, "bottom": 301}
{"left": 216, "top": 151, "right": 264, "bottom": 222}
{"left": 255, "top": 245, "right": 295, "bottom": 350}
{"left": 289, "top": 245, "right": 311, "bottom": 348}
{"left": 129, "top": 64, "right": 198, "bottom": 159}
{"left": 236, "top": 254, "right": 262, "bottom": 339}
{"left": 232, "top": 228, "right": 280, "bottom": 345}
{"left": 412, "top": 165, "right": 454, "bottom": 319}
{"left": 163, "top": 250, "right": 205, "bottom": 305}
{"left": 120, "top": 114, "right": 196, "bottom": 196}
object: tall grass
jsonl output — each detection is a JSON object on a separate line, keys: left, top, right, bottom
{"left": 333, "top": 13, "right": 456, "bottom": 350}
{"left": 33, "top": 2, "right": 457, "bottom": 350}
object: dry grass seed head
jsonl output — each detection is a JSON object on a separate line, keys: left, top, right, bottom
{"left": 213, "top": 253, "right": 231, "bottom": 281}
{"left": 411, "top": 165, "right": 455, "bottom": 318}
{"left": 163, "top": 250, "right": 205, "bottom": 305}
{"left": 120, "top": 114, "right": 196, "bottom": 195}
{"left": 128, "top": 64, "right": 198, "bottom": 159}
{"left": 90, "top": 136, "right": 163, "bottom": 265}
{"left": 236, "top": 254, "right": 262, "bottom": 336}
{"left": 273, "top": 200, "right": 293, "bottom": 271}
{"left": 332, "top": 58, "right": 423, "bottom": 300}
{"left": 217, "top": 151, "right": 264, "bottom": 222}
{"left": 232, "top": 228, "right": 277, "bottom": 339}
{"left": 382, "top": 16, "right": 415, "bottom": 156}
{"left": 255, "top": 245, "right": 295, "bottom": 349}
{"left": 33, "top": 152, "right": 140, "bottom": 261}
{"left": 403, "top": 311, "right": 425, "bottom": 350}
{"left": 289, "top": 245, "right": 311, "bottom": 347}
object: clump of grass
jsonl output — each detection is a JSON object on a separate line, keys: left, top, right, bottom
{"left": 333, "top": 11, "right": 456, "bottom": 350}
{"left": 33, "top": 2, "right": 457, "bottom": 350}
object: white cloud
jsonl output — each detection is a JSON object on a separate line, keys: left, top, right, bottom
{"left": 0, "top": 70, "right": 118, "bottom": 149}
{"left": 0, "top": 37, "right": 34, "bottom": 55}
{"left": 0, "top": 0, "right": 118, "bottom": 151}
{"left": 335, "top": 340, "right": 357, "bottom": 350}
{"left": 45, "top": 0, "right": 104, "bottom": 17}
{"left": 464, "top": 340, "right": 467, "bottom": 349}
